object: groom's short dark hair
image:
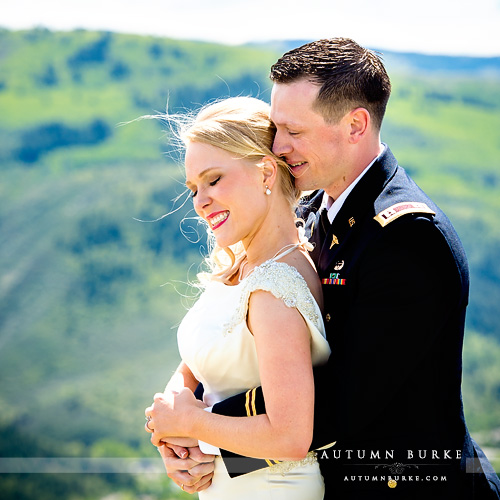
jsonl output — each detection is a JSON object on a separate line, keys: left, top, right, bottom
{"left": 270, "top": 38, "right": 391, "bottom": 130}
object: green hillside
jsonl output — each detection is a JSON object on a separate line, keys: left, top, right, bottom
{"left": 0, "top": 28, "right": 499, "bottom": 498}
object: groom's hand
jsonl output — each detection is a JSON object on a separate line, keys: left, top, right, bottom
{"left": 158, "top": 441, "right": 215, "bottom": 494}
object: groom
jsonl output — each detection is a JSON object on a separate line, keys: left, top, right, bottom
{"left": 159, "top": 38, "right": 500, "bottom": 498}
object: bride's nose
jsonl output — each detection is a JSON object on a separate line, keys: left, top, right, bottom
{"left": 193, "top": 187, "right": 211, "bottom": 215}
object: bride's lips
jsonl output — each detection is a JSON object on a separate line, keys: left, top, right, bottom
{"left": 207, "top": 210, "right": 229, "bottom": 230}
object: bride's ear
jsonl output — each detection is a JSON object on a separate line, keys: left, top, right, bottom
{"left": 260, "top": 156, "right": 278, "bottom": 191}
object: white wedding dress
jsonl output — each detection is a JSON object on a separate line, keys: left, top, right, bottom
{"left": 177, "top": 248, "right": 331, "bottom": 499}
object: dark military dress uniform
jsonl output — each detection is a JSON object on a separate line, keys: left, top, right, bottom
{"left": 212, "top": 146, "right": 500, "bottom": 499}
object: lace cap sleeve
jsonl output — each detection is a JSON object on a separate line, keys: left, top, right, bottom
{"left": 223, "top": 260, "right": 321, "bottom": 335}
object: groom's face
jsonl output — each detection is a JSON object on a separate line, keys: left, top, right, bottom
{"left": 270, "top": 79, "right": 352, "bottom": 197}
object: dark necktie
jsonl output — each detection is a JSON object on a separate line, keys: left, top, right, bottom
{"left": 320, "top": 207, "right": 331, "bottom": 236}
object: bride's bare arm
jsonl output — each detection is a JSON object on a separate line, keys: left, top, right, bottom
{"left": 164, "top": 361, "right": 199, "bottom": 393}
{"left": 147, "top": 289, "right": 314, "bottom": 461}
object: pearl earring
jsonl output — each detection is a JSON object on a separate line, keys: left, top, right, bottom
{"left": 265, "top": 186, "right": 272, "bottom": 196}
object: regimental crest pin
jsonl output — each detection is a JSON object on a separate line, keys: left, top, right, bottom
{"left": 330, "top": 234, "right": 339, "bottom": 249}
{"left": 333, "top": 260, "right": 344, "bottom": 270}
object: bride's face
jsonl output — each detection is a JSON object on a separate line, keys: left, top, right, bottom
{"left": 185, "top": 141, "right": 271, "bottom": 249}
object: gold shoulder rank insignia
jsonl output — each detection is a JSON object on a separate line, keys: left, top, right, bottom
{"left": 374, "top": 202, "right": 436, "bottom": 227}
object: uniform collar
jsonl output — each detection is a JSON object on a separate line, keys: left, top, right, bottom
{"left": 321, "top": 144, "right": 387, "bottom": 224}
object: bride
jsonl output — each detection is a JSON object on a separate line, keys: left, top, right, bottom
{"left": 144, "top": 97, "right": 330, "bottom": 499}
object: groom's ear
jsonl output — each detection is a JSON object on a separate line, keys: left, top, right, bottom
{"left": 260, "top": 156, "right": 278, "bottom": 190}
{"left": 347, "top": 107, "right": 370, "bottom": 143}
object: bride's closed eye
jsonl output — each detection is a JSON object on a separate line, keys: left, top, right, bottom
{"left": 189, "top": 176, "right": 221, "bottom": 198}
{"left": 210, "top": 176, "right": 221, "bottom": 187}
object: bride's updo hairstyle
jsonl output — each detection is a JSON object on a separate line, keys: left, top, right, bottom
{"left": 180, "top": 97, "right": 301, "bottom": 284}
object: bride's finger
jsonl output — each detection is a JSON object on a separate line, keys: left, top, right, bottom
{"left": 144, "top": 415, "right": 154, "bottom": 433}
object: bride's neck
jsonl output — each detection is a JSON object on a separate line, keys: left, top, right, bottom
{"left": 242, "top": 212, "right": 298, "bottom": 269}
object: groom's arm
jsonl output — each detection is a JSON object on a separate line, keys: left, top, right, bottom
{"left": 212, "top": 387, "right": 282, "bottom": 478}
{"left": 212, "top": 378, "right": 333, "bottom": 478}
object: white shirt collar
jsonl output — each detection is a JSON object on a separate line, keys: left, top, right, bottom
{"left": 321, "top": 144, "right": 386, "bottom": 224}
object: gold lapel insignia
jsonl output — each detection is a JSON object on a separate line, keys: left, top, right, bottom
{"left": 330, "top": 234, "right": 339, "bottom": 249}
{"left": 348, "top": 217, "right": 355, "bottom": 227}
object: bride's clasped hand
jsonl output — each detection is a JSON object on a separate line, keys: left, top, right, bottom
{"left": 145, "top": 388, "right": 206, "bottom": 447}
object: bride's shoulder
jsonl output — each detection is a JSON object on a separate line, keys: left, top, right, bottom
{"left": 244, "top": 251, "right": 322, "bottom": 313}
{"left": 243, "top": 256, "right": 323, "bottom": 333}
{"left": 279, "top": 251, "right": 323, "bottom": 312}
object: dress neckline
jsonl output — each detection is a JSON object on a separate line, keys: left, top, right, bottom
{"left": 271, "top": 243, "right": 301, "bottom": 261}
{"left": 238, "top": 243, "right": 301, "bottom": 283}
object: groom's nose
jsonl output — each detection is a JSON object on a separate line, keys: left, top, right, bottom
{"left": 272, "top": 130, "right": 292, "bottom": 158}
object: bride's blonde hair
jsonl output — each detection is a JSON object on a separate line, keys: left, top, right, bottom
{"left": 180, "top": 97, "right": 301, "bottom": 284}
